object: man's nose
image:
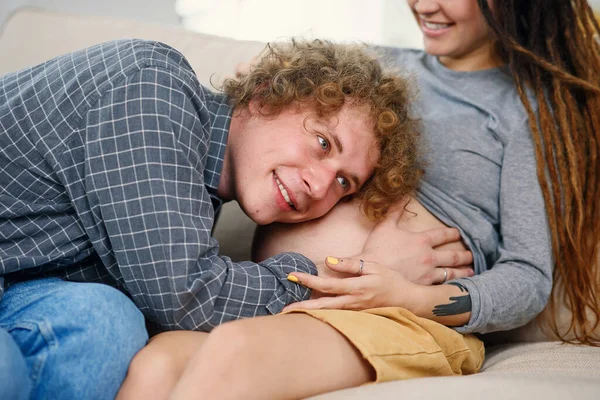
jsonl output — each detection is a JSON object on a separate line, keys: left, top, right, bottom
{"left": 302, "top": 164, "right": 336, "bottom": 201}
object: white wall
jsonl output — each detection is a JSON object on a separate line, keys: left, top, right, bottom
{"left": 177, "top": 0, "right": 423, "bottom": 48}
{"left": 0, "top": 0, "right": 180, "bottom": 30}
{"left": 4, "top": 0, "right": 598, "bottom": 47}
{"left": 176, "top": 0, "right": 600, "bottom": 48}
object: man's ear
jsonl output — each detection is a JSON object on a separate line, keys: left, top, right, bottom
{"left": 248, "top": 98, "right": 278, "bottom": 119}
{"left": 233, "top": 99, "right": 259, "bottom": 121}
{"left": 248, "top": 98, "right": 261, "bottom": 116}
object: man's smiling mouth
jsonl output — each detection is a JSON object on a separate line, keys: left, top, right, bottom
{"left": 274, "top": 173, "right": 297, "bottom": 210}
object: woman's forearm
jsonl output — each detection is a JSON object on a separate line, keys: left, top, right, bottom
{"left": 407, "top": 282, "right": 472, "bottom": 326}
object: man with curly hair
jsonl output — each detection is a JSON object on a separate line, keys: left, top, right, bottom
{"left": 0, "top": 39, "right": 469, "bottom": 399}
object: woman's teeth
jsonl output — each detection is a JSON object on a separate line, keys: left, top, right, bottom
{"left": 423, "top": 21, "right": 452, "bottom": 30}
{"left": 275, "top": 176, "right": 294, "bottom": 209}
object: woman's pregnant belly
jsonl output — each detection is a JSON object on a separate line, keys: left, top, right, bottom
{"left": 253, "top": 197, "right": 468, "bottom": 263}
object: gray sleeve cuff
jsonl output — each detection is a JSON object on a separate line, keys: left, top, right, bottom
{"left": 262, "top": 252, "right": 317, "bottom": 314}
{"left": 449, "top": 277, "right": 485, "bottom": 334}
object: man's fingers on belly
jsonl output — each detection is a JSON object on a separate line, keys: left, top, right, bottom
{"left": 423, "top": 227, "right": 462, "bottom": 247}
{"left": 443, "top": 266, "right": 475, "bottom": 281}
{"left": 435, "top": 249, "right": 473, "bottom": 267}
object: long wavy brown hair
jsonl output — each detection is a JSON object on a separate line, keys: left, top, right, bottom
{"left": 477, "top": 0, "right": 600, "bottom": 345}
{"left": 222, "top": 39, "right": 422, "bottom": 220}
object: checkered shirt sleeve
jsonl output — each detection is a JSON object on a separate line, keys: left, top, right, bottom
{"left": 0, "top": 40, "right": 316, "bottom": 331}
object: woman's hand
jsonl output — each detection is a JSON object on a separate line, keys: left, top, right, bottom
{"left": 284, "top": 257, "right": 424, "bottom": 312}
{"left": 285, "top": 257, "right": 473, "bottom": 327}
{"left": 358, "top": 209, "right": 474, "bottom": 285}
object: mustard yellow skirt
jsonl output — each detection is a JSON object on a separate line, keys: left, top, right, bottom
{"left": 287, "top": 307, "right": 484, "bottom": 383}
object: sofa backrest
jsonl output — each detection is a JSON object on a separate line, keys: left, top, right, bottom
{"left": 0, "top": 7, "right": 265, "bottom": 84}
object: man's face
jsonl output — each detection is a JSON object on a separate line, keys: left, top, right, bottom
{"left": 226, "top": 102, "right": 378, "bottom": 225}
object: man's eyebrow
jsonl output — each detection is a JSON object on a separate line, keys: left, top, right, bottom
{"left": 331, "top": 133, "right": 344, "bottom": 154}
{"left": 330, "top": 131, "right": 360, "bottom": 188}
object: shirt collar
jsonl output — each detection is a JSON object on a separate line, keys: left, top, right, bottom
{"left": 203, "top": 91, "right": 232, "bottom": 191}
{"left": 203, "top": 91, "right": 233, "bottom": 214}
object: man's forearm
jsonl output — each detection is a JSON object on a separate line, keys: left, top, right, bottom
{"left": 407, "top": 282, "right": 472, "bottom": 326}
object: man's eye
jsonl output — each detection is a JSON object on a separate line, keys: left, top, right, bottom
{"left": 317, "top": 136, "right": 329, "bottom": 150}
{"left": 337, "top": 176, "right": 348, "bottom": 189}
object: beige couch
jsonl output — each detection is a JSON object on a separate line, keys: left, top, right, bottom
{"left": 1, "top": 7, "right": 599, "bottom": 399}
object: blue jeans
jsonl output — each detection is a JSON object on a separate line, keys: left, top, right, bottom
{"left": 0, "top": 277, "right": 148, "bottom": 399}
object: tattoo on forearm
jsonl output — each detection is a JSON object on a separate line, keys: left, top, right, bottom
{"left": 432, "top": 282, "right": 472, "bottom": 317}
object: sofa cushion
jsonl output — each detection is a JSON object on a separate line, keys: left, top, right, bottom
{"left": 309, "top": 341, "right": 600, "bottom": 399}
{"left": 308, "top": 372, "right": 600, "bottom": 400}
{"left": 483, "top": 341, "right": 600, "bottom": 377}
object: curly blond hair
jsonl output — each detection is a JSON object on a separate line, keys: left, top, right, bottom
{"left": 222, "top": 39, "right": 422, "bottom": 220}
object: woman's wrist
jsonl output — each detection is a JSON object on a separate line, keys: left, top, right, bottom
{"left": 391, "top": 281, "right": 429, "bottom": 313}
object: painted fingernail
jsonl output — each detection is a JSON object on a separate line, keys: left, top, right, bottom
{"left": 287, "top": 275, "right": 300, "bottom": 283}
{"left": 326, "top": 256, "right": 339, "bottom": 265}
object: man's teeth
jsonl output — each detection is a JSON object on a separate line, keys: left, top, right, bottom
{"left": 275, "top": 176, "right": 294, "bottom": 209}
{"left": 423, "top": 21, "right": 451, "bottom": 30}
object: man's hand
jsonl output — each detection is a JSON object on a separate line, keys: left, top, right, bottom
{"left": 358, "top": 209, "right": 474, "bottom": 284}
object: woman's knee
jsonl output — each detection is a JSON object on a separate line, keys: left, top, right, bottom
{"left": 195, "top": 322, "right": 259, "bottom": 376}
{"left": 125, "top": 341, "right": 181, "bottom": 389}
{"left": 205, "top": 322, "right": 252, "bottom": 358}
{"left": 172, "top": 321, "right": 262, "bottom": 399}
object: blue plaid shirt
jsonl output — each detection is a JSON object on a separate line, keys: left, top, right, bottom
{"left": 0, "top": 39, "right": 315, "bottom": 331}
